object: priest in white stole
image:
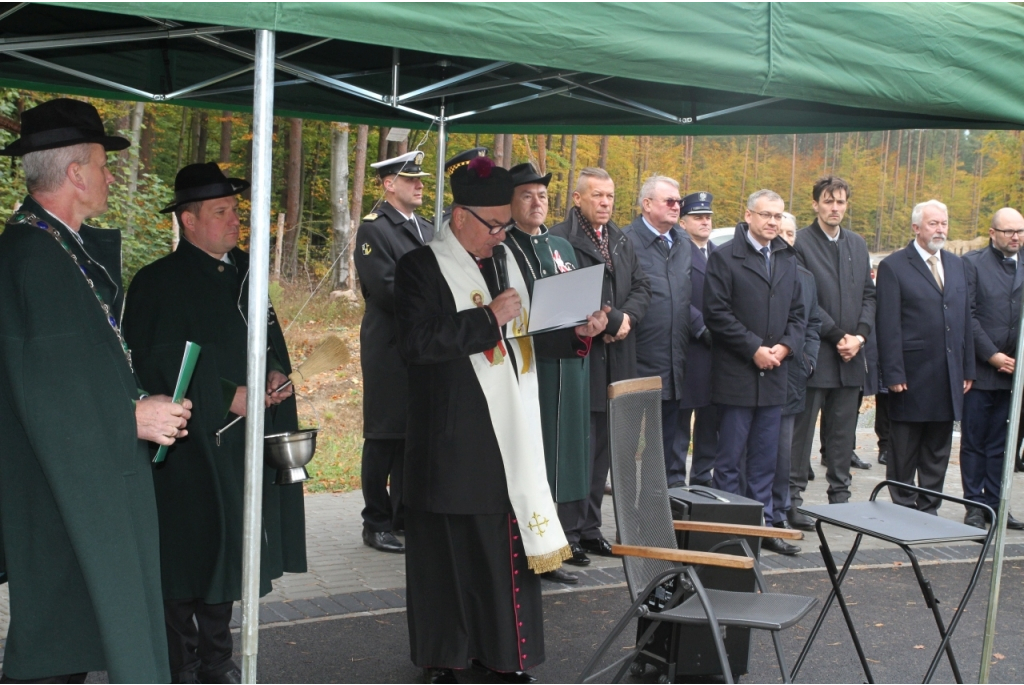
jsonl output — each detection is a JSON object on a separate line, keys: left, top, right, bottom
{"left": 395, "top": 157, "right": 608, "bottom": 684}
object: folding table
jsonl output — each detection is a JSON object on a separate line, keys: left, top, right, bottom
{"left": 790, "top": 481, "right": 994, "bottom": 683}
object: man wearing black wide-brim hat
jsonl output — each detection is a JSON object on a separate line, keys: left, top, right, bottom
{"left": 123, "top": 162, "right": 308, "bottom": 684}
{"left": 0, "top": 98, "right": 193, "bottom": 682}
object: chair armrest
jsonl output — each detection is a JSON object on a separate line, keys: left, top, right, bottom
{"left": 611, "top": 544, "right": 755, "bottom": 570}
{"left": 673, "top": 520, "right": 802, "bottom": 540}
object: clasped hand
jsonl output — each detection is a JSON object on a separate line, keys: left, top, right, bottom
{"left": 753, "top": 344, "right": 790, "bottom": 370}
{"left": 136, "top": 394, "right": 192, "bottom": 446}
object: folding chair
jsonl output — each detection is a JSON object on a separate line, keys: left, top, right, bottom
{"left": 577, "top": 378, "right": 817, "bottom": 684}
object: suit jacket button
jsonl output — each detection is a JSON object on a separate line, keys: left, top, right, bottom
{"left": 218, "top": 265, "right": 225, "bottom": 272}
{"left": 759, "top": 371, "right": 765, "bottom": 377}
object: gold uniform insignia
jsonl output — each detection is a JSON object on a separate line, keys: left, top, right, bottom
{"left": 362, "top": 243, "right": 372, "bottom": 256}
{"left": 362, "top": 212, "right": 379, "bottom": 221}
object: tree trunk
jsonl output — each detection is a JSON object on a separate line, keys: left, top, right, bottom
{"left": 125, "top": 102, "right": 145, "bottom": 235}
{"left": 950, "top": 130, "right": 960, "bottom": 201}
{"left": 330, "top": 122, "right": 351, "bottom": 289}
{"left": 220, "top": 111, "right": 233, "bottom": 164}
{"left": 753, "top": 135, "right": 761, "bottom": 187}
{"left": 397, "top": 138, "right": 408, "bottom": 156}
{"left": 875, "top": 130, "right": 890, "bottom": 251}
{"left": 903, "top": 130, "right": 914, "bottom": 205}
{"left": 889, "top": 130, "right": 903, "bottom": 229}
{"left": 189, "top": 110, "right": 201, "bottom": 164}
{"left": 568, "top": 135, "right": 578, "bottom": 197}
{"left": 196, "top": 111, "right": 209, "bottom": 164}
{"left": 502, "top": 134, "right": 513, "bottom": 169}
{"left": 822, "top": 133, "right": 828, "bottom": 177}
{"left": 1018, "top": 131, "right": 1024, "bottom": 208}
{"left": 972, "top": 153, "right": 984, "bottom": 233}
{"left": 493, "top": 134, "right": 505, "bottom": 167}
{"left": 283, "top": 118, "right": 303, "bottom": 279}
{"left": 522, "top": 134, "right": 538, "bottom": 169}
{"left": 911, "top": 129, "right": 924, "bottom": 207}
{"left": 599, "top": 135, "right": 609, "bottom": 169}
{"left": 537, "top": 135, "right": 547, "bottom": 174}
{"left": 789, "top": 134, "right": 797, "bottom": 210}
{"left": 140, "top": 106, "right": 155, "bottom": 173}
{"left": 683, "top": 136, "right": 694, "bottom": 193}
{"left": 377, "top": 126, "right": 390, "bottom": 162}
{"left": 349, "top": 124, "right": 369, "bottom": 289}
{"left": 176, "top": 108, "right": 188, "bottom": 171}
{"left": 740, "top": 136, "right": 750, "bottom": 207}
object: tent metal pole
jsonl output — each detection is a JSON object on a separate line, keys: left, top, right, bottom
{"left": 399, "top": 61, "right": 510, "bottom": 103}
{"left": 434, "top": 103, "right": 446, "bottom": 228}
{"left": 240, "top": 27, "right": 275, "bottom": 685}
{"left": 0, "top": 3, "right": 27, "bottom": 23}
{"left": 978, "top": 295, "right": 1024, "bottom": 682}
{"left": 5, "top": 50, "right": 157, "bottom": 100}
{"left": 0, "top": 24, "right": 243, "bottom": 53}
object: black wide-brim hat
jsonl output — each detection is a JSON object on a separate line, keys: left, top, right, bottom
{"left": 160, "top": 162, "right": 251, "bottom": 214}
{"left": 450, "top": 157, "right": 514, "bottom": 207}
{"left": 509, "top": 162, "right": 552, "bottom": 187}
{"left": 0, "top": 98, "right": 130, "bottom": 157}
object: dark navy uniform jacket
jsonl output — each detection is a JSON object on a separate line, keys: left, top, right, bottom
{"left": 964, "top": 243, "right": 1023, "bottom": 391}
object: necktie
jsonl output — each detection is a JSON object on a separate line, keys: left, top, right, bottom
{"left": 760, "top": 246, "right": 771, "bottom": 278}
{"left": 657, "top": 235, "right": 669, "bottom": 254}
{"left": 700, "top": 246, "right": 707, "bottom": 261}
{"left": 927, "top": 254, "right": 943, "bottom": 291}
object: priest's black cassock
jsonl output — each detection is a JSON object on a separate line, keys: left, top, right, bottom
{"left": 396, "top": 243, "right": 543, "bottom": 672}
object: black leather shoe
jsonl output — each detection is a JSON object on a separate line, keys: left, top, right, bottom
{"left": 762, "top": 537, "right": 800, "bottom": 555}
{"left": 878, "top": 450, "right": 888, "bottom": 466}
{"left": 541, "top": 567, "right": 579, "bottom": 583}
{"left": 472, "top": 661, "right": 537, "bottom": 683}
{"left": 964, "top": 507, "right": 987, "bottom": 529}
{"left": 788, "top": 509, "right": 815, "bottom": 531}
{"left": 198, "top": 667, "right": 241, "bottom": 684}
{"left": 565, "top": 542, "right": 591, "bottom": 566}
{"left": 807, "top": 467, "right": 815, "bottom": 481}
{"left": 579, "top": 536, "right": 616, "bottom": 557}
{"left": 1008, "top": 514, "right": 1024, "bottom": 530}
{"left": 363, "top": 528, "right": 405, "bottom": 553}
{"left": 850, "top": 452, "right": 872, "bottom": 470}
{"left": 427, "top": 668, "right": 458, "bottom": 684}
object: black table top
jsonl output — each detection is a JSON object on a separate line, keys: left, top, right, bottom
{"left": 799, "top": 501, "right": 988, "bottom": 546}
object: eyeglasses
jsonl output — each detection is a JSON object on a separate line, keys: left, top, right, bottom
{"left": 462, "top": 207, "right": 516, "bottom": 235}
{"left": 663, "top": 198, "right": 683, "bottom": 208}
{"left": 993, "top": 228, "right": 1024, "bottom": 237}
{"left": 752, "top": 211, "right": 785, "bottom": 222}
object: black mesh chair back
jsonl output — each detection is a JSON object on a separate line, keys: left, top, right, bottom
{"left": 607, "top": 377, "right": 678, "bottom": 601}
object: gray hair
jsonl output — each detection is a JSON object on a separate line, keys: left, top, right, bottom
{"left": 575, "top": 167, "right": 612, "bottom": 194}
{"left": 747, "top": 189, "right": 784, "bottom": 210}
{"left": 912, "top": 199, "right": 948, "bottom": 226}
{"left": 21, "top": 143, "right": 94, "bottom": 194}
{"left": 640, "top": 175, "right": 679, "bottom": 201}
{"left": 781, "top": 212, "right": 798, "bottom": 229}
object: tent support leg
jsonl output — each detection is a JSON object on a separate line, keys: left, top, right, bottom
{"left": 240, "top": 27, "right": 275, "bottom": 685}
{"left": 434, "top": 103, "right": 446, "bottom": 227}
{"left": 978, "top": 287, "right": 1024, "bottom": 682}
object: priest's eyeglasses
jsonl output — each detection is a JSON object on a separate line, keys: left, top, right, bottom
{"left": 463, "top": 207, "right": 516, "bottom": 235}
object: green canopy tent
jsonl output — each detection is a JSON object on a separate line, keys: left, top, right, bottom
{"left": 2, "top": 3, "right": 1023, "bottom": 682}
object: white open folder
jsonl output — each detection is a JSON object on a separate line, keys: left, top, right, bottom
{"left": 511, "top": 263, "right": 604, "bottom": 337}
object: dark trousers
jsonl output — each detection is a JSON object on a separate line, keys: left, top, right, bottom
{"left": 772, "top": 414, "right": 796, "bottom": 524}
{"left": 662, "top": 399, "right": 687, "bottom": 486}
{"left": 164, "top": 598, "right": 234, "bottom": 680}
{"left": 559, "top": 411, "right": 610, "bottom": 544}
{"left": 0, "top": 675, "right": 86, "bottom": 683}
{"left": 875, "top": 392, "right": 891, "bottom": 455}
{"left": 361, "top": 438, "right": 404, "bottom": 532}
{"left": 679, "top": 405, "right": 717, "bottom": 486}
{"left": 790, "top": 386, "right": 860, "bottom": 508}
{"left": 960, "top": 389, "right": 1010, "bottom": 509}
{"left": 887, "top": 419, "right": 954, "bottom": 515}
{"left": 713, "top": 405, "right": 782, "bottom": 523}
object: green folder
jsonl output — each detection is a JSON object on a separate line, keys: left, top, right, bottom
{"left": 152, "top": 341, "right": 201, "bottom": 464}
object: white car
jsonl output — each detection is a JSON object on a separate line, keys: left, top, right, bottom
{"left": 709, "top": 226, "right": 734, "bottom": 247}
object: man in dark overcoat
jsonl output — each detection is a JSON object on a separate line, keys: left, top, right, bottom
{"left": 876, "top": 199, "right": 975, "bottom": 514}
{"left": 505, "top": 163, "right": 607, "bottom": 585}
{"left": 677, "top": 192, "right": 718, "bottom": 487}
{"left": 766, "top": 214, "right": 821, "bottom": 556}
{"left": 789, "top": 177, "right": 876, "bottom": 529}
{"left": 396, "top": 158, "right": 605, "bottom": 683}
{"left": 623, "top": 175, "right": 692, "bottom": 487}
{"left": 704, "top": 190, "right": 804, "bottom": 525}
{"left": 0, "top": 98, "right": 191, "bottom": 683}
{"left": 123, "top": 163, "right": 307, "bottom": 683}
{"left": 960, "top": 207, "right": 1024, "bottom": 529}
{"left": 550, "top": 167, "right": 651, "bottom": 566}
{"left": 353, "top": 150, "right": 434, "bottom": 553}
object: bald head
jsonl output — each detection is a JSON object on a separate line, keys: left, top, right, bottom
{"left": 990, "top": 207, "right": 1024, "bottom": 257}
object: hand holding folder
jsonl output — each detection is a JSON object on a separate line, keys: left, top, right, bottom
{"left": 152, "top": 341, "right": 201, "bottom": 464}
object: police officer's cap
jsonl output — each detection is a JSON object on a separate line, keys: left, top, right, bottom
{"left": 1, "top": 98, "right": 129, "bottom": 157}
{"left": 681, "top": 191, "right": 714, "bottom": 215}
{"left": 371, "top": 150, "right": 430, "bottom": 178}
{"left": 444, "top": 147, "right": 487, "bottom": 176}
{"left": 160, "top": 162, "right": 250, "bottom": 214}
{"left": 450, "top": 157, "right": 513, "bottom": 207}
{"left": 509, "top": 162, "right": 552, "bottom": 188}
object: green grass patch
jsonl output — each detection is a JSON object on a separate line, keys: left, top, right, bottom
{"left": 304, "top": 430, "right": 364, "bottom": 493}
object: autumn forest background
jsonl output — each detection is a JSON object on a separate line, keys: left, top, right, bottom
{"left": 2, "top": 87, "right": 1022, "bottom": 491}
